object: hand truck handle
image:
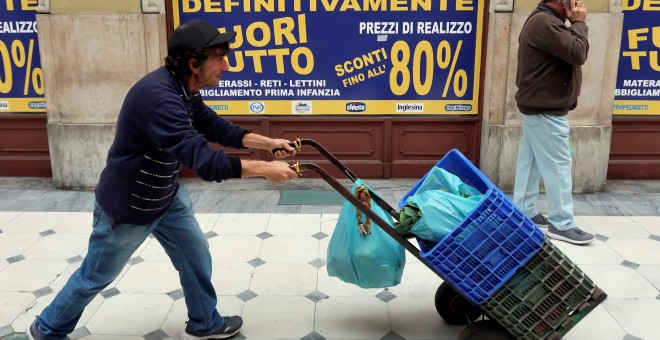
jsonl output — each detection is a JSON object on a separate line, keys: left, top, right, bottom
{"left": 271, "top": 138, "right": 303, "bottom": 156}
{"left": 283, "top": 139, "right": 397, "bottom": 219}
{"left": 272, "top": 138, "right": 357, "bottom": 180}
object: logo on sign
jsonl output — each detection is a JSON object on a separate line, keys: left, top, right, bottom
{"left": 396, "top": 103, "right": 424, "bottom": 112}
{"left": 292, "top": 101, "right": 312, "bottom": 114}
{"left": 249, "top": 102, "right": 265, "bottom": 113}
{"left": 0, "top": 101, "right": 9, "bottom": 110}
{"left": 445, "top": 104, "right": 472, "bottom": 112}
{"left": 28, "top": 101, "right": 46, "bottom": 109}
{"left": 345, "top": 102, "right": 366, "bottom": 112}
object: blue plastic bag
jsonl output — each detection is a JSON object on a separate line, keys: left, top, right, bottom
{"left": 415, "top": 167, "right": 482, "bottom": 198}
{"left": 405, "top": 190, "right": 482, "bottom": 243}
{"left": 327, "top": 179, "right": 405, "bottom": 288}
{"left": 402, "top": 167, "right": 484, "bottom": 243}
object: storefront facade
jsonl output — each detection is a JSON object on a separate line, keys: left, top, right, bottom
{"left": 1, "top": 0, "right": 658, "bottom": 191}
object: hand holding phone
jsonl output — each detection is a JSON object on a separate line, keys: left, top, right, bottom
{"left": 564, "top": 0, "right": 587, "bottom": 22}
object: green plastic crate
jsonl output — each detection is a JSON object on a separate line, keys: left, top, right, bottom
{"left": 482, "top": 239, "right": 607, "bottom": 340}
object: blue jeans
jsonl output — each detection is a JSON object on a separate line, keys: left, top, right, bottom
{"left": 514, "top": 114, "right": 576, "bottom": 231}
{"left": 34, "top": 186, "right": 223, "bottom": 338}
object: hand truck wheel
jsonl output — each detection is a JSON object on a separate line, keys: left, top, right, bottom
{"left": 457, "top": 320, "right": 515, "bottom": 340}
{"left": 435, "top": 282, "right": 482, "bottom": 325}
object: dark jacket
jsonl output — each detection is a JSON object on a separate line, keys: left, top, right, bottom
{"left": 95, "top": 67, "right": 249, "bottom": 224}
{"left": 515, "top": 4, "right": 589, "bottom": 115}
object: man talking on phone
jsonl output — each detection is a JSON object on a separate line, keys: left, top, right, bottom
{"left": 513, "top": 0, "right": 593, "bottom": 244}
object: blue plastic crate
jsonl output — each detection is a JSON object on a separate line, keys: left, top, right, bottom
{"left": 400, "top": 149, "right": 545, "bottom": 304}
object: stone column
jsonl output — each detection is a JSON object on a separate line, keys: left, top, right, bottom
{"left": 37, "top": 0, "right": 166, "bottom": 189}
{"left": 480, "top": 0, "right": 622, "bottom": 193}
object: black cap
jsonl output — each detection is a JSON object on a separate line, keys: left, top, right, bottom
{"left": 168, "top": 19, "right": 236, "bottom": 57}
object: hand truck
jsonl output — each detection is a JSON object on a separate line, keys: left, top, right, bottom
{"left": 282, "top": 139, "right": 606, "bottom": 340}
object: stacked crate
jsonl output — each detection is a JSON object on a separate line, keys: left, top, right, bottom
{"left": 401, "top": 149, "right": 607, "bottom": 339}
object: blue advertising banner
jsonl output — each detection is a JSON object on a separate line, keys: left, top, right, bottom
{"left": 171, "top": 0, "right": 484, "bottom": 115}
{"left": 0, "top": 0, "right": 46, "bottom": 113}
{"left": 613, "top": 0, "right": 660, "bottom": 115}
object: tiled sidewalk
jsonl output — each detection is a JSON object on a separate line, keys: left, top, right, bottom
{"left": 1, "top": 212, "right": 659, "bottom": 340}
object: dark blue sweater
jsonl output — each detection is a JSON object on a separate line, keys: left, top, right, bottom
{"left": 95, "top": 67, "right": 248, "bottom": 224}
